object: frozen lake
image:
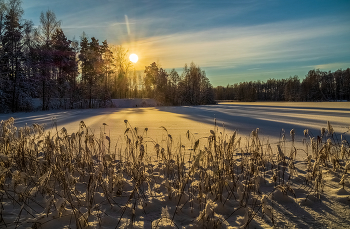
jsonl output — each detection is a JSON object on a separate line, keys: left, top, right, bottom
{"left": 1, "top": 102, "right": 349, "bottom": 150}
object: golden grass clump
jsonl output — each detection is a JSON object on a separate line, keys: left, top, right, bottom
{"left": 0, "top": 118, "right": 349, "bottom": 228}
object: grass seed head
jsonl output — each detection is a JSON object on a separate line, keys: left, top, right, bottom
{"left": 327, "top": 121, "right": 334, "bottom": 135}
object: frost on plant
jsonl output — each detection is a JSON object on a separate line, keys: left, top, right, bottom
{"left": 0, "top": 118, "right": 349, "bottom": 228}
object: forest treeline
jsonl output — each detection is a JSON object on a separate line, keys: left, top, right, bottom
{"left": 1, "top": 0, "right": 348, "bottom": 114}
{"left": 0, "top": 0, "right": 214, "bottom": 113}
{"left": 215, "top": 68, "right": 350, "bottom": 102}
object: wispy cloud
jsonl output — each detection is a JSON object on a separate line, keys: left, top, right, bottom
{"left": 313, "top": 63, "right": 350, "bottom": 71}
{"left": 124, "top": 17, "right": 349, "bottom": 71}
{"left": 22, "top": 0, "right": 61, "bottom": 9}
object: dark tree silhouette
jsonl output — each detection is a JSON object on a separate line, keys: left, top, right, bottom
{"left": 214, "top": 68, "right": 350, "bottom": 102}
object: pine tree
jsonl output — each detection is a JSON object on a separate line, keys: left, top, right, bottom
{"left": 1, "top": 0, "right": 32, "bottom": 112}
{"left": 0, "top": 0, "right": 8, "bottom": 111}
{"left": 51, "top": 28, "right": 77, "bottom": 108}
{"left": 33, "top": 9, "right": 61, "bottom": 110}
{"left": 79, "top": 36, "right": 103, "bottom": 108}
{"left": 100, "top": 40, "right": 113, "bottom": 104}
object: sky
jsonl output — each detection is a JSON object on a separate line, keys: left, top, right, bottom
{"left": 22, "top": 0, "right": 350, "bottom": 86}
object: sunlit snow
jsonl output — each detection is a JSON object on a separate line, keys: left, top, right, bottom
{"left": 0, "top": 101, "right": 349, "bottom": 228}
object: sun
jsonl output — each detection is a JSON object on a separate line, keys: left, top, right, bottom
{"left": 129, "top": 54, "right": 138, "bottom": 63}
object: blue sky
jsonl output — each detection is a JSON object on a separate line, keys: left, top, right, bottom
{"left": 22, "top": 0, "right": 350, "bottom": 86}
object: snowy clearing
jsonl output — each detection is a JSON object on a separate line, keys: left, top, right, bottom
{"left": 1, "top": 101, "right": 349, "bottom": 149}
{"left": 0, "top": 102, "right": 350, "bottom": 228}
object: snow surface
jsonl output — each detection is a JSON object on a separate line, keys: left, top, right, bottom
{"left": 31, "top": 99, "right": 158, "bottom": 110}
{"left": 0, "top": 101, "right": 349, "bottom": 228}
{"left": 1, "top": 101, "right": 349, "bottom": 151}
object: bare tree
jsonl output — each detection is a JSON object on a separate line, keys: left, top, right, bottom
{"left": 110, "top": 45, "right": 131, "bottom": 98}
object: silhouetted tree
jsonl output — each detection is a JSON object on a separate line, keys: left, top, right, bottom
{"left": 178, "top": 62, "right": 214, "bottom": 105}
{"left": 168, "top": 68, "right": 181, "bottom": 105}
{"left": 110, "top": 45, "right": 131, "bottom": 99}
{"left": 33, "top": 9, "right": 61, "bottom": 110}
{"left": 52, "top": 28, "right": 78, "bottom": 108}
{"left": 100, "top": 40, "right": 113, "bottom": 103}
{"left": 1, "top": 0, "right": 33, "bottom": 112}
{"left": 214, "top": 68, "right": 350, "bottom": 102}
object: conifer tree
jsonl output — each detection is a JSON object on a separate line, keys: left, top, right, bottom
{"left": 33, "top": 9, "right": 61, "bottom": 110}
{"left": 1, "top": 0, "right": 32, "bottom": 112}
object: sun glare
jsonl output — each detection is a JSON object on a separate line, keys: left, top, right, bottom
{"left": 129, "top": 54, "right": 138, "bottom": 63}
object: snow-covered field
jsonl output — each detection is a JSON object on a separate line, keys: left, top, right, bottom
{"left": 1, "top": 101, "right": 349, "bottom": 146}
{"left": 0, "top": 102, "right": 349, "bottom": 228}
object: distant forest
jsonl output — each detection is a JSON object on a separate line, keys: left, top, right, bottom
{"left": 0, "top": 0, "right": 214, "bottom": 113}
{"left": 0, "top": 0, "right": 349, "bottom": 114}
{"left": 214, "top": 69, "right": 350, "bottom": 102}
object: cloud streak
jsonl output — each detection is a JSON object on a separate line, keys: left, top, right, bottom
{"left": 313, "top": 63, "right": 350, "bottom": 71}
{"left": 125, "top": 17, "right": 349, "bottom": 71}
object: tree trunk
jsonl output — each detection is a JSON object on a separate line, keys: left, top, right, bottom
{"left": 89, "top": 84, "right": 92, "bottom": 108}
{"left": 42, "top": 79, "right": 45, "bottom": 111}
